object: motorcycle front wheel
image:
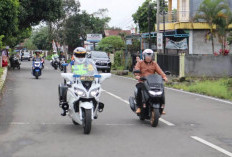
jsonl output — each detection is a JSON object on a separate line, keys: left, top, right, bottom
{"left": 35, "top": 72, "right": 39, "bottom": 79}
{"left": 150, "top": 108, "right": 160, "bottom": 127}
{"left": 82, "top": 109, "right": 92, "bottom": 134}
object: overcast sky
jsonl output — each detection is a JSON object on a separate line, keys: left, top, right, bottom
{"left": 79, "top": 0, "right": 177, "bottom": 30}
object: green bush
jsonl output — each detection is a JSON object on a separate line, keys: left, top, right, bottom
{"left": 46, "top": 55, "right": 52, "bottom": 60}
{"left": 169, "top": 78, "right": 232, "bottom": 101}
{"left": 114, "top": 50, "right": 126, "bottom": 70}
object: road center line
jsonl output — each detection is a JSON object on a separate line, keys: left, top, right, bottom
{"left": 191, "top": 136, "right": 232, "bottom": 157}
{"left": 102, "top": 89, "right": 175, "bottom": 126}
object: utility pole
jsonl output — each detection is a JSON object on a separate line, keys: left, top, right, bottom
{"left": 156, "top": 0, "right": 160, "bottom": 33}
{"left": 156, "top": 0, "right": 160, "bottom": 53}
{"left": 162, "top": 0, "right": 166, "bottom": 54}
{"left": 148, "top": 2, "right": 152, "bottom": 49}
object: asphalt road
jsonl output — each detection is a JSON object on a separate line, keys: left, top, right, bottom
{"left": 0, "top": 61, "right": 232, "bottom": 157}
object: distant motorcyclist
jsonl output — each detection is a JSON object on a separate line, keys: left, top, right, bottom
{"left": 33, "top": 50, "right": 42, "bottom": 61}
{"left": 59, "top": 51, "right": 66, "bottom": 61}
{"left": 134, "top": 49, "right": 168, "bottom": 114}
{"left": 51, "top": 51, "right": 59, "bottom": 60}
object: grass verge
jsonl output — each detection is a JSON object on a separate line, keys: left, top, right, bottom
{"left": 0, "top": 67, "right": 4, "bottom": 78}
{"left": 166, "top": 78, "right": 232, "bottom": 101}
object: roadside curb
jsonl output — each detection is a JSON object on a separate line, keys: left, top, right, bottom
{"left": 0, "top": 67, "right": 8, "bottom": 93}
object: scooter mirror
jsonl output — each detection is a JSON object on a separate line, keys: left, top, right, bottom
{"left": 140, "top": 77, "right": 146, "bottom": 81}
{"left": 133, "top": 70, "right": 141, "bottom": 74}
{"left": 62, "top": 63, "right": 69, "bottom": 67}
{"left": 165, "top": 71, "right": 171, "bottom": 75}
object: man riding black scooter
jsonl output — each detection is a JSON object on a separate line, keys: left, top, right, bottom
{"left": 134, "top": 49, "right": 168, "bottom": 114}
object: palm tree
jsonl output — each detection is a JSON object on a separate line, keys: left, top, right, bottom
{"left": 194, "top": 0, "right": 230, "bottom": 54}
{"left": 216, "top": 9, "right": 232, "bottom": 55}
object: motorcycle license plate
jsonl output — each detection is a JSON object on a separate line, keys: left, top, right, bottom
{"left": 80, "top": 76, "right": 94, "bottom": 81}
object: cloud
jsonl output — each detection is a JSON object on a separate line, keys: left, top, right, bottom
{"left": 79, "top": 0, "right": 144, "bottom": 29}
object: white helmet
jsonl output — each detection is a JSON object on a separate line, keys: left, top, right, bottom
{"left": 142, "top": 49, "right": 154, "bottom": 60}
{"left": 73, "top": 47, "right": 87, "bottom": 63}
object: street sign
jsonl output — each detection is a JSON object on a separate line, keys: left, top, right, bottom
{"left": 157, "top": 33, "right": 163, "bottom": 50}
{"left": 87, "top": 34, "right": 102, "bottom": 43}
{"left": 126, "top": 39, "right": 132, "bottom": 45}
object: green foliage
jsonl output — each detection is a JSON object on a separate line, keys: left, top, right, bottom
{"left": 0, "top": 35, "right": 4, "bottom": 49}
{"left": 0, "top": 0, "right": 63, "bottom": 47}
{"left": 127, "top": 39, "right": 140, "bottom": 52}
{"left": 63, "top": 10, "right": 110, "bottom": 50}
{"left": 97, "top": 36, "right": 125, "bottom": 53}
{"left": 168, "top": 78, "right": 232, "bottom": 101}
{"left": 18, "top": 0, "right": 63, "bottom": 29}
{"left": 46, "top": 55, "right": 52, "bottom": 60}
{"left": 132, "top": 0, "right": 167, "bottom": 33}
{"left": 194, "top": 0, "right": 230, "bottom": 54}
{"left": 24, "top": 38, "right": 38, "bottom": 50}
{"left": 0, "top": 0, "right": 19, "bottom": 44}
{"left": 32, "top": 26, "right": 51, "bottom": 50}
{"left": 113, "top": 50, "right": 126, "bottom": 70}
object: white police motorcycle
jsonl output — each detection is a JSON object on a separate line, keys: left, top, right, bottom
{"left": 58, "top": 59, "right": 111, "bottom": 134}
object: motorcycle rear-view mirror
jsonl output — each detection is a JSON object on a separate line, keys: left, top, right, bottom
{"left": 165, "top": 71, "right": 171, "bottom": 75}
{"left": 140, "top": 77, "right": 146, "bottom": 81}
{"left": 133, "top": 70, "right": 141, "bottom": 74}
{"left": 62, "top": 63, "right": 69, "bottom": 67}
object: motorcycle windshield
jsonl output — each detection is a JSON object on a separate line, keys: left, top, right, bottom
{"left": 72, "top": 59, "right": 98, "bottom": 76}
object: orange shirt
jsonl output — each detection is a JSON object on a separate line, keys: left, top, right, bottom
{"left": 134, "top": 61, "right": 166, "bottom": 79}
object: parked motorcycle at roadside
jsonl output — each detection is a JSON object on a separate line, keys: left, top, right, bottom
{"left": 129, "top": 70, "right": 170, "bottom": 127}
{"left": 58, "top": 60, "right": 111, "bottom": 134}
{"left": 32, "top": 61, "right": 43, "bottom": 79}
{"left": 9, "top": 54, "right": 20, "bottom": 70}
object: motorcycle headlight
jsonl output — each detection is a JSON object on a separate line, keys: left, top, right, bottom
{"left": 74, "top": 88, "right": 86, "bottom": 97}
{"left": 90, "top": 88, "right": 100, "bottom": 97}
{"left": 149, "top": 90, "right": 163, "bottom": 96}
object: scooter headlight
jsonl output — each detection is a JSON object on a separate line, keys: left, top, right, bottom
{"left": 74, "top": 88, "right": 86, "bottom": 97}
{"left": 149, "top": 90, "right": 163, "bottom": 96}
{"left": 90, "top": 88, "right": 100, "bottom": 97}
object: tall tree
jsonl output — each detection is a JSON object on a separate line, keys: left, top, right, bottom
{"left": 18, "top": 0, "right": 63, "bottom": 29}
{"left": 32, "top": 26, "right": 51, "bottom": 50}
{"left": 194, "top": 0, "right": 230, "bottom": 54}
{"left": 63, "top": 10, "right": 110, "bottom": 51}
{"left": 0, "top": 0, "right": 19, "bottom": 44}
{"left": 132, "top": 0, "right": 167, "bottom": 33}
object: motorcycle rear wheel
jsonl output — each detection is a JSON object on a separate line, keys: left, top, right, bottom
{"left": 150, "top": 108, "right": 160, "bottom": 127}
{"left": 83, "top": 109, "right": 92, "bottom": 134}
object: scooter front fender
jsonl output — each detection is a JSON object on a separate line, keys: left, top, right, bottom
{"left": 152, "top": 104, "right": 160, "bottom": 109}
{"left": 79, "top": 101, "right": 94, "bottom": 109}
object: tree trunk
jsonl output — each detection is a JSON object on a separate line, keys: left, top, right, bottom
{"left": 211, "top": 34, "right": 215, "bottom": 54}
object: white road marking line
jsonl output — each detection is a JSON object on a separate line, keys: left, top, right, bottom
{"left": 113, "top": 74, "right": 232, "bottom": 105}
{"left": 5, "top": 122, "right": 135, "bottom": 126}
{"left": 159, "top": 118, "right": 175, "bottom": 126}
{"left": 191, "top": 136, "right": 232, "bottom": 157}
{"left": 102, "top": 89, "right": 175, "bottom": 126}
{"left": 105, "top": 124, "right": 135, "bottom": 126}
{"left": 102, "top": 89, "right": 129, "bottom": 104}
{"left": 167, "top": 88, "right": 232, "bottom": 105}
